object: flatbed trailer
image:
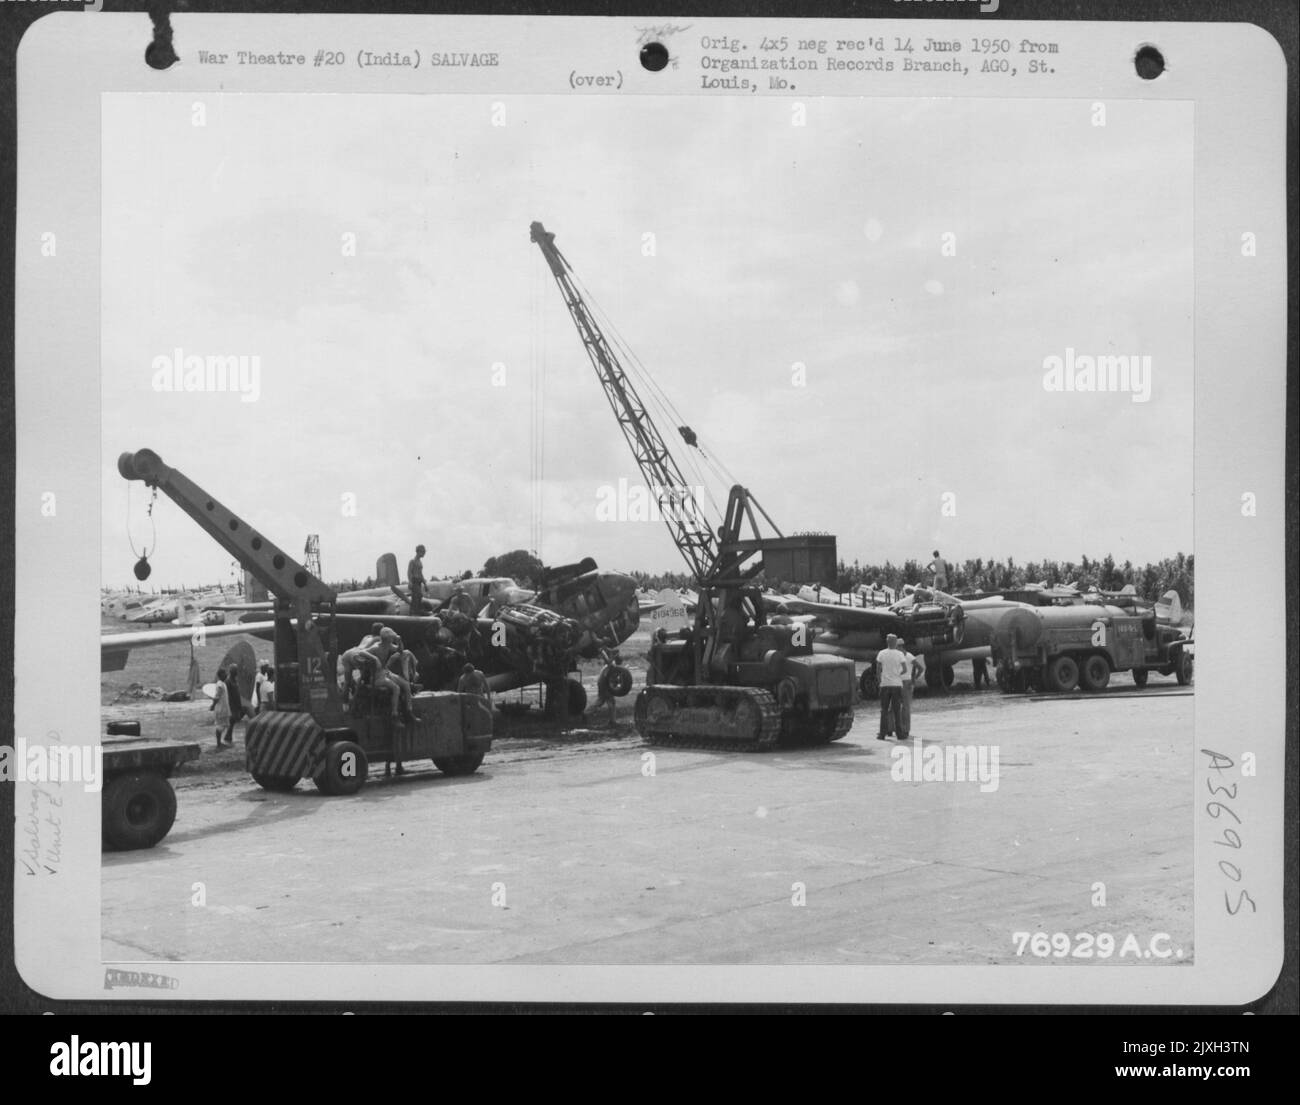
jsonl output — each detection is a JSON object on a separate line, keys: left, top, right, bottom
{"left": 102, "top": 733, "right": 201, "bottom": 850}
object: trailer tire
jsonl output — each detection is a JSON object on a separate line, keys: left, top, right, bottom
{"left": 1046, "top": 655, "right": 1079, "bottom": 693}
{"left": 433, "top": 752, "right": 486, "bottom": 776}
{"left": 102, "top": 772, "right": 177, "bottom": 851}
{"left": 314, "top": 741, "right": 368, "bottom": 796}
{"left": 1175, "top": 651, "right": 1194, "bottom": 686}
{"left": 1132, "top": 668, "right": 1149, "bottom": 687}
{"left": 1079, "top": 655, "right": 1110, "bottom": 692}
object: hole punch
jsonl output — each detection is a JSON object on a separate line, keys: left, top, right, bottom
{"left": 145, "top": 4, "right": 178, "bottom": 71}
{"left": 1134, "top": 44, "right": 1164, "bottom": 80}
{"left": 640, "top": 42, "right": 669, "bottom": 72}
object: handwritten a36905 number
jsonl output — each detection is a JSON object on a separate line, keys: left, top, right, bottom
{"left": 1202, "top": 748, "right": 1257, "bottom": 917}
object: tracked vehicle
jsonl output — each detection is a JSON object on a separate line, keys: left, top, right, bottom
{"left": 531, "top": 222, "right": 855, "bottom": 749}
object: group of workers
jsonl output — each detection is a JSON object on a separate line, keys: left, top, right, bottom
{"left": 339, "top": 626, "right": 418, "bottom": 720}
{"left": 339, "top": 622, "right": 492, "bottom": 721}
{"left": 208, "top": 662, "right": 275, "bottom": 749}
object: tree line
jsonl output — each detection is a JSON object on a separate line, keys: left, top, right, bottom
{"left": 330, "top": 548, "right": 1194, "bottom": 612}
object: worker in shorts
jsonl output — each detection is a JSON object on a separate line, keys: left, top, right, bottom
{"left": 926, "top": 550, "right": 949, "bottom": 593}
{"left": 339, "top": 646, "right": 381, "bottom": 710}
{"left": 368, "top": 628, "right": 414, "bottom": 719}
{"left": 455, "top": 661, "right": 491, "bottom": 702}
{"left": 407, "top": 545, "right": 427, "bottom": 617}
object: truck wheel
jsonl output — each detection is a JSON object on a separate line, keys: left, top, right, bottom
{"left": 314, "top": 740, "right": 368, "bottom": 796}
{"left": 1176, "top": 651, "right": 1194, "bottom": 686}
{"left": 1046, "top": 655, "right": 1079, "bottom": 693}
{"left": 1132, "top": 669, "right": 1149, "bottom": 688}
{"left": 433, "top": 752, "right": 486, "bottom": 776}
{"left": 1079, "top": 655, "right": 1110, "bottom": 692}
{"left": 252, "top": 772, "right": 300, "bottom": 793}
{"left": 859, "top": 665, "right": 879, "bottom": 700}
{"left": 102, "top": 772, "right": 177, "bottom": 851}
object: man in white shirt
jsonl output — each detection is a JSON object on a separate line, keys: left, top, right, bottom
{"left": 876, "top": 634, "right": 906, "bottom": 741}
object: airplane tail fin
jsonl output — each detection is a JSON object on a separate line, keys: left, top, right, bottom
{"left": 1155, "top": 590, "right": 1183, "bottom": 624}
{"left": 376, "top": 553, "right": 399, "bottom": 587}
{"left": 1119, "top": 583, "right": 1136, "bottom": 595}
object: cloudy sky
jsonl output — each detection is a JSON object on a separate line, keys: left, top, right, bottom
{"left": 101, "top": 93, "right": 1192, "bottom": 590}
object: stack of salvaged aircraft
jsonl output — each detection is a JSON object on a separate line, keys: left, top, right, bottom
{"left": 101, "top": 553, "right": 650, "bottom": 714}
{"left": 102, "top": 588, "right": 231, "bottom": 626}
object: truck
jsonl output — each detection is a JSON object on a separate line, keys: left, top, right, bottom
{"left": 530, "top": 222, "right": 856, "bottom": 749}
{"left": 118, "top": 448, "right": 492, "bottom": 794}
{"left": 991, "top": 589, "right": 1194, "bottom": 693}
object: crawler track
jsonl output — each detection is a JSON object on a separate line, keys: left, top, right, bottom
{"left": 635, "top": 688, "right": 853, "bottom": 751}
{"left": 636, "top": 685, "right": 782, "bottom": 752}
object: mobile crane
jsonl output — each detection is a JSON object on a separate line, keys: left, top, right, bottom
{"left": 118, "top": 449, "right": 492, "bottom": 794}
{"left": 530, "top": 222, "right": 856, "bottom": 749}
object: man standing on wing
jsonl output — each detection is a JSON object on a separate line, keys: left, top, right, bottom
{"left": 408, "top": 544, "right": 427, "bottom": 617}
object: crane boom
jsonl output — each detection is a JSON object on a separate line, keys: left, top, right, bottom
{"left": 118, "top": 448, "right": 338, "bottom": 714}
{"left": 529, "top": 223, "right": 856, "bottom": 750}
{"left": 119, "top": 449, "right": 335, "bottom": 606}
{"left": 529, "top": 221, "right": 718, "bottom": 579}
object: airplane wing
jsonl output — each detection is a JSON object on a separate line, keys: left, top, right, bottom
{"left": 101, "top": 622, "right": 275, "bottom": 672}
{"left": 769, "top": 596, "right": 905, "bottom": 635}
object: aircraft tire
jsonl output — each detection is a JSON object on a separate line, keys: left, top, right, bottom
{"left": 102, "top": 772, "right": 177, "bottom": 851}
{"left": 859, "top": 665, "right": 879, "bottom": 700}
{"left": 606, "top": 665, "right": 634, "bottom": 698}
{"left": 567, "top": 679, "right": 588, "bottom": 715}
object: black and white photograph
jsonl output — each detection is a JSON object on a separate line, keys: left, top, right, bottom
{"left": 6, "top": 9, "right": 1290, "bottom": 1016}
